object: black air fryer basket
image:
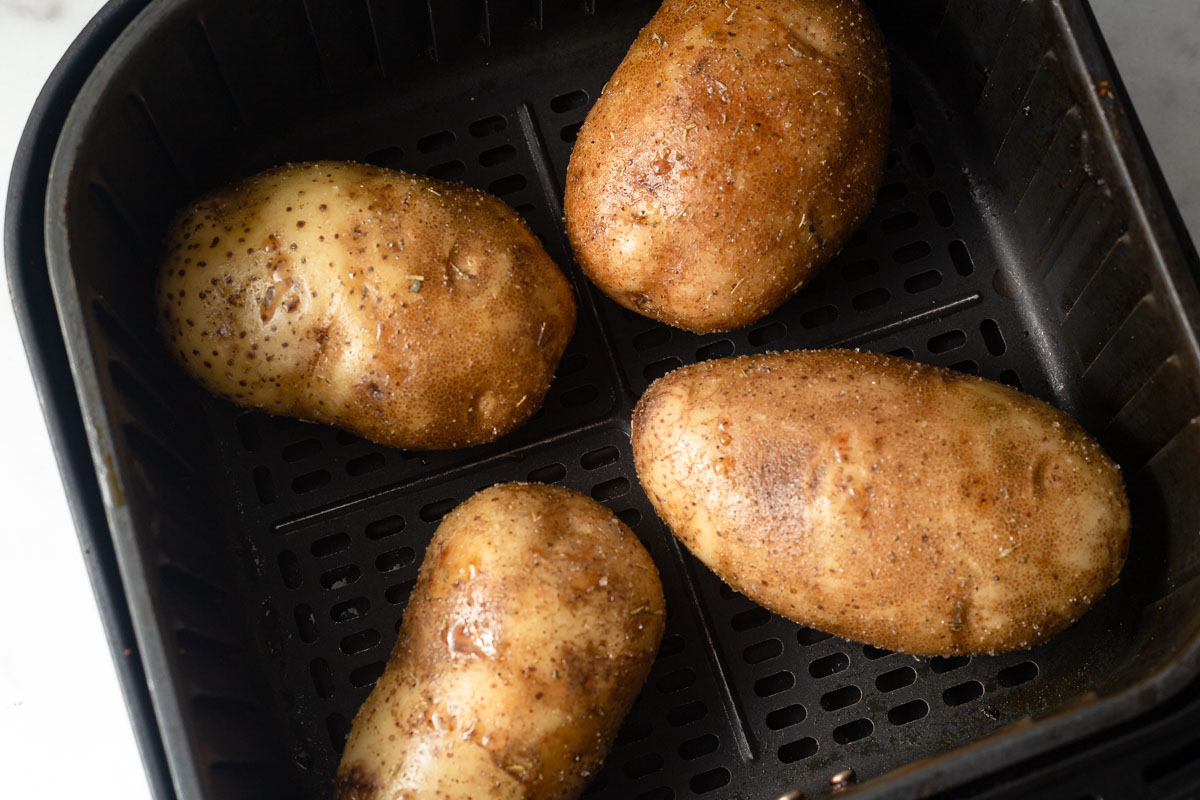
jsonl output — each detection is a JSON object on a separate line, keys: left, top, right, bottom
{"left": 11, "top": 0, "right": 1200, "bottom": 798}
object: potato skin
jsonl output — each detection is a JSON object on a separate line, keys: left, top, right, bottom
{"left": 335, "top": 483, "right": 665, "bottom": 800}
{"left": 632, "top": 351, "right": 1130, "bottom": 655}
{"left": 158, "top": 161, "right": 576, "bottom": 450}
{"left": 564, "top": 0, "right": 889, "bottom": 333}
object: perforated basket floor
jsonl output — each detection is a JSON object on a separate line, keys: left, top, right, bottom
{"left": 42, "top": 1, "right": 1200, "bottom": 799}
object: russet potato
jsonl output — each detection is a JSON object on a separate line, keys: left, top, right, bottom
{"left": 158, "top": 161, "right": 575, "bottom": 450}
{"left": 565, "top": 0, "right": 889, "bottom": 332}
{"left": 632, "top": 350, "right": 1130, "bottom": 655}
{"left": 335, "top": 483, "right": 664, "bottom": 799}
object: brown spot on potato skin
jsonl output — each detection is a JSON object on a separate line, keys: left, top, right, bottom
{"left": 565, "top": 0, "right": 890, "bottom": 333}
{"left": 336, "top": 484, "right": 664, "bottom": 800}
{"left": 632, "top": 350, "right": 1131, "bottom": 655}
{"left": 157, "top": 161, "right": 576, "bottom": 450}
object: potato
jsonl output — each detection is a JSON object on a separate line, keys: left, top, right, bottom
{"left": 158, "top": 161, "right": 575, "bottom": 450}
{"left": 564, "top": 0, "right": 889, "bottom": 333}
{"left": 335, "top": 483, "right": 665, "bottom": 800}
{"left": 632, "top": 350, "right": 1130, "bottom": 655}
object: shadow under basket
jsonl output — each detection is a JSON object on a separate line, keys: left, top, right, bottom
{"left": 34, "top": 0, "right": 1200, "bottom": 798}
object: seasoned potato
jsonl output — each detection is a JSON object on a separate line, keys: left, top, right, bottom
{"left": 335, "top": 483, "right": 665, "bottom": 800}
{"left": 632, "top": 350, "right": 1130, "bottom": 655}
{"left": 158, "top": 161, "right": 575, "bottom": 450}
{"left": 564, "top": 0, "right": 889, "bottom": 333}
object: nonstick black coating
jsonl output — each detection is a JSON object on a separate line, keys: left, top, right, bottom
{"left": 38, "top": 1, "right": 1200, "bottom": 798}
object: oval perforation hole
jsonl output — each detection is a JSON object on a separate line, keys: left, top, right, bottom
{"left": 999, "top": 369, "right": 1022, "bottom": 390}
{"left": 346, "top": 452, "right": 385, "bottom": 476}
{"left": 375, "top": 547, "right": 415, "bottom": 573}
{"left": 656, "top": 667, "right": 696, "bottom": 694}
{"left": 766, "top": 703, "right": 806, "bottom": 730}
{"left": 292, "top": 470, "right": 331, "bottom": 494}
{"left": 294, "top": 604, "right": 317, "bottom": 643}
{"left": 852, "top": 287, "right": 889, "bottom": 311}
{"left": 581, "top": 446, "right": 619, "bottom": 470}
{"left": 950, "top": 359, "right": 979, "bottom": 375}
{"left": 340, "top": 628, "right": 381, "bottom": 655}
{"left": 754, "top": 671, "right": 795, "bottom": 697}
{"left": 551, "top": 89, "right": 589, "bottom": 113}
{"left": 278, "top": 550, "right": 301, "bottom": 589}
{"left": 904, "top": 268, "right": 942, "bottom": 293}
{"left": 311, "top": 532, "right": 350, "bottom": 558}
{"left": 998, "top": 660, "right": 1039, "bottom": 688}
{"left": 950, "top": 240, "right": 974, "bottom": 275}
{"left": 696, "top": 339, "right": 734, "bottom": 361}
{"left": 876, "top": 666, "right": 917, "bottom": 692}
{"left": 842, "top": 258, "right": 879, "bottom": 281}
{"left": 488, "top": 174, "right": 526, "bottom": 196}
{"left": 479, "top": 144, "right": 516, "bottom": 167}
{"left": 427, "top": 160, "right": 465, "bottom": 180}
{"left": 420, "top": 498, "right": 457, "bottom": 522}
{"left": 561, "top": 121, "right": 583, "bottom": 142}
{"left": 800, "top": 304, "right": 838, "bottom": 329}
{"left": 385, "top": 578, "right": 417, "bottom": 605}
{"left": 561, "top": 384, "right": 599, "bottom": 408}
{"left": 689, "top": 767, "right": 730, "bottom": 794}
{"left": 779, "top": 737, "right": 818, "bottom": 763}
{"left": 320, "top": 564, "right": 360, "bottom": 591}
{"left": 943, "top": 680, "right": 984, "bottom": 706}
{"left": 615, "top": 716, "right": 652, "bottom": 746}
{"left": 743, "top": 638, "right": 783, "bottom": 664}
{"left": 617, "top": 508, "right": 642, "bottom": 527}
{"left": 591, "top": 477, "right": 629, "bottom": 501}
{"left": 350, "top": 661, "right": 386, "bottom": 688}
{"left": 527, "top": 463, "right": 566, "bottom": 483}
{"left": 980, "top": 318, "right": 1006, "bottom": 355}
{"left": 668, "top": 700, "right": 707, "bottom": 726}
{"left": 254, "top": 467, "right": 277, "bottom": 503}
{"left": 863, "top": 644, "right": 892, "bottom": 660}
{"left": 469, "top": 115, "right": 507, "bottom": 137}
{"left": 679, "top": 733, "right": 719, "bottom": 760}
{"left": 417, "top": 130, "right": 455, "bottom": 153}
{"left": 881, "top": 211, "right": 920, "bottom": 234}
{"left": 809, "top": 651, "right": 850, "bottom": 678}
{"left": 928, "top": 329, "right": 967, "bottom": 354}
{"left": 624, "top": 753, "right": 663, "bottom": 779}
{"left": 894, "top": 241, "right": 932, "bottom": 264}
{"left": 748, "top": 322, "right": 786, "bottom": 346}
{"left": 326, "top": 712, "right": 348, "bottom": 752}
{"left": 820, "top": 685, "right": 861, "bottom": 711}
{"left": 833, "top": 717, "right": 873, "bottom": 744}
{"left": 731, "top": 607, "right": 771, "bottom": 631}
{"left": 330, "top": 597, "right": 369, "bottom": 623}
{"left": 889, "top": 346, "right": 915, "bottom": 360}
{"left": 559, "top": 352, "right": 588, "bottom": 376}
{"left": 888, "top": 698, "right": 929, "bottom": 725}
{"left": 660, "top": 634, "right": 685, "bottom": 659}
{"left": 365, "top": 515, "right": 404, "bottom": 540}
{"left": 930, "top": 192, "right": 954, "bottom": 226}
{"left": 931, "top": 654, "right": 971, "bottom": 673}
{"left": 633, "top": 327, "right": 671, "bottom": 350}
{"left": 644, "top": 356, "right": 682, "bottom": 382}
{"left": 797, "top": 627, "right": 832, "bottom": 646}
{"left": 310, "top": 658, "right": 334, "bottom": 698}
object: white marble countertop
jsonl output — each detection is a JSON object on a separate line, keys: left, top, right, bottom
{"left": 0, "top": 1, "right": 1197, "bottom": 798}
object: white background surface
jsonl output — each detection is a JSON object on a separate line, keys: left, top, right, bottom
{"left": 0, "top": 1, "right": 1196, "bottom": 798}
